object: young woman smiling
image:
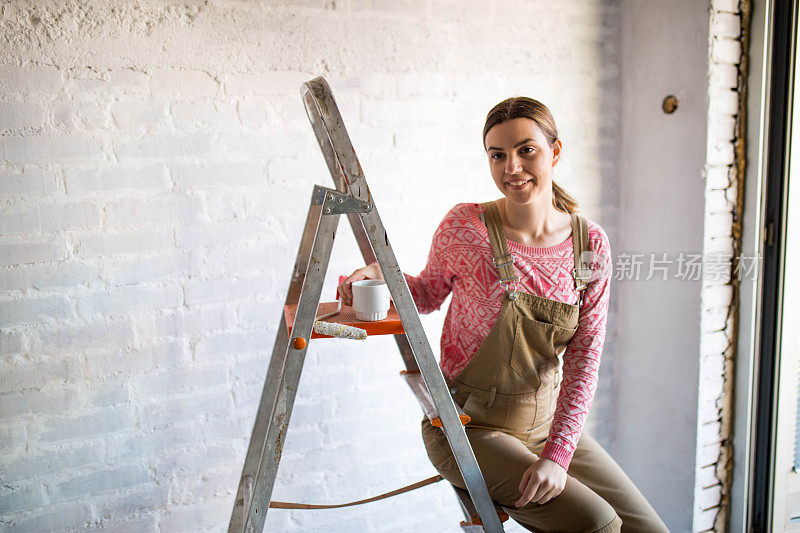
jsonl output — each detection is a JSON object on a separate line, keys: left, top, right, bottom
{"left": 339, "top": 97, "right": 667, "bottom": 532}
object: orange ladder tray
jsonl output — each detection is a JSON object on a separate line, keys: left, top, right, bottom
{"left": 284, "top": 301, "right": 405, "bottom": 339}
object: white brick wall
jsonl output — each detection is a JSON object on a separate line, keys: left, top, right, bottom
{"left": 0, "top": 1, "right": 620, "bottom": 531}
{"left": 694, "top": 1, "right": 744, "bottom": 531}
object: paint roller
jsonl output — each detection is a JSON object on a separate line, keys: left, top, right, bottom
{"left": 313, "top": 289, "right": 367, "bottom": 340}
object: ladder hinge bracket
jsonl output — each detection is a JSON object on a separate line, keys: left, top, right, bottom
{"left": 312, "top": 187, "right": 373, "bottom": 214}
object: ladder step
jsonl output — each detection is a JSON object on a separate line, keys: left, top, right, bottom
{"left": 452, "top": 485, "right": 510, "bottom": 527}
{"left": 400, "top": 370, "right": 470, "bottom": 427}
{"left": 284, "top": 301, "right": 405, "bottom": 338}
{"left": 432, "top": 415, "right": 470, "bottom": 428}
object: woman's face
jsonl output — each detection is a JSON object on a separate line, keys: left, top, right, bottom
{"left": 484, "top": 117, "right": 562, "bottom": 206}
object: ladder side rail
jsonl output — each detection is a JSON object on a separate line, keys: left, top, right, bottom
{"left": 302, "top": 76, "right": 504, "bottom": 533}
{"left": 228, "top": 197, "right": 327, "bottom": 532}
{"left": 392, "top": 334, "right": 421, "bottom": 373}
{"left": 400, "top": 371, "right": 470, "bottom": 426}
{"left": 304, "top": 86, "right": 428, "bottom": 422}
{"left": 453, "top": 486, "right": 485, "bottom": 531}
{"left": 243, "top": 208, "right": 340, "bottom": 533}
{"left": 301, "top": 94, "right": 417, "bottom": 370}
{"left": 302, "top": 87, "right": 348, "bottom": 194}
{"left": 227, "top": 315, "right": 287, "bottom": 533}
{"left": 344, "top": 211, "right": 378, "bottom": 270}
{"left": 287, "top": 191, "right": 331, "bottom": 302}
{"left": 343, "top": 209, "right": 421, "bottom": 372}
{"left": 343, "top": 211, "right": 421, "bottom": 372}
{"left": 358, "top": 207, "right": 504, "bottom": 533}
{"left": 302, "top": 80, "right": 364, "bottom": 190}
{"left": 303, "top": 79, "right": 420, "bottom": 372}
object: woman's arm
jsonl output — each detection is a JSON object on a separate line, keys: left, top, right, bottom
{"left": 540, "top": 225, "right": 613, "bottom": 470}
{"left": 338, "top": 209, "right": 456, "bottom": 314}
{"left": 402, "top": 221, "right": 454, "bottom": 314}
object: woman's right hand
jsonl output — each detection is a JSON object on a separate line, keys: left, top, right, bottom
{"left": 338, "top": 261, "right": 384, "bottom": 307}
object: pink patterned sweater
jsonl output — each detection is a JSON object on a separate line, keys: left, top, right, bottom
{"left": 404, "top": 202, "right": 612, "bottom": 470}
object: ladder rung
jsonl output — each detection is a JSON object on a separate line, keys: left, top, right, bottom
{"left": 452, "top": 485, "right": 510, "bottom": 526}
{"left": 284, "top": 301, "right": 405, "bottom": 339}
{"left": 400, "top": 370, "right": 470, "bottom": 427}
{"left": 432, "top": 415, "right": 470, "bottom": 427}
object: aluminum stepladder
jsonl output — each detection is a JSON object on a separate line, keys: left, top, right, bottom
{"left": 227, "top": 76, "right": 506, "bottom": 533}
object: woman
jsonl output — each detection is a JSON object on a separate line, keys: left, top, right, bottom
{"left": 338, "top": 97, "right": 667, "bottom": 532}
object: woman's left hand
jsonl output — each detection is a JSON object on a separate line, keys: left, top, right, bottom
{"left": 515, "top": 457, "right": 567, "bottom": 507}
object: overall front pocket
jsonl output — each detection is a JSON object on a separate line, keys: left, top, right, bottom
{"left": 462, "top": 391, "right": 509, "bottom": 429}
{"left": 510, "top": 315, "right": 577, "bottom": 387}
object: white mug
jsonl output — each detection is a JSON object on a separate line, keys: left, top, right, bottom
{"left": 352, "top": 279, "right": 391, "bottom": 321}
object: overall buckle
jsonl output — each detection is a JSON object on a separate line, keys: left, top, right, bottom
{"left": 493, "top": 253, "right": 514, "bottom": 269}
{"left": 573, "top": 267, "right": 591, "bottom": 292}
{"left": 501, "top": 280, "right": 519, "bottom": 300}
{"left": 573, "top": 266, "right": 591, "bottom": 279}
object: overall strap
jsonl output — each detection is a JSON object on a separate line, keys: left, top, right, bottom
{"left": 479, "top": 202, "right": 593, "bottom": 304}
{"left": 570, "top": 213, "right": 592, "bottom": 302}
{"left": 480, "top": 201, "right": 518, "bottom": 296}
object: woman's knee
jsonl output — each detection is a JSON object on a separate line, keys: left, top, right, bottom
{"left": 504, "top": 506, "right": 620, "bottom": 533}
{"left": 506, "top": 474, "right": 622, "bottom": 533}
{"left": 561, "top": 501, "right": 621, "bottom": 533}
{"left": 594, "top": 513, "right": 622, "bottom": 533}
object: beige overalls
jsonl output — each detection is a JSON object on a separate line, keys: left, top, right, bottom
{"left": 421, "top": 201, "right": 669, "bottom": 533}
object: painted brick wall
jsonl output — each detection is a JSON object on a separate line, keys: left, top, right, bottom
{"left": 0, "top": 1, "right": 620, "bottom": 531}
{"left": 694, "top": 0, "right": 744, "bottom": 531}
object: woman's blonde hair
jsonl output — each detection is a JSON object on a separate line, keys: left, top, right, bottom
{"left": 483, "top": 97, "right": 578, "bottom": 213}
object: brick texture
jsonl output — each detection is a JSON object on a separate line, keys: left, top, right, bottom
{"left": 695, "top": 2, "right": 744, "bottom": 532}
